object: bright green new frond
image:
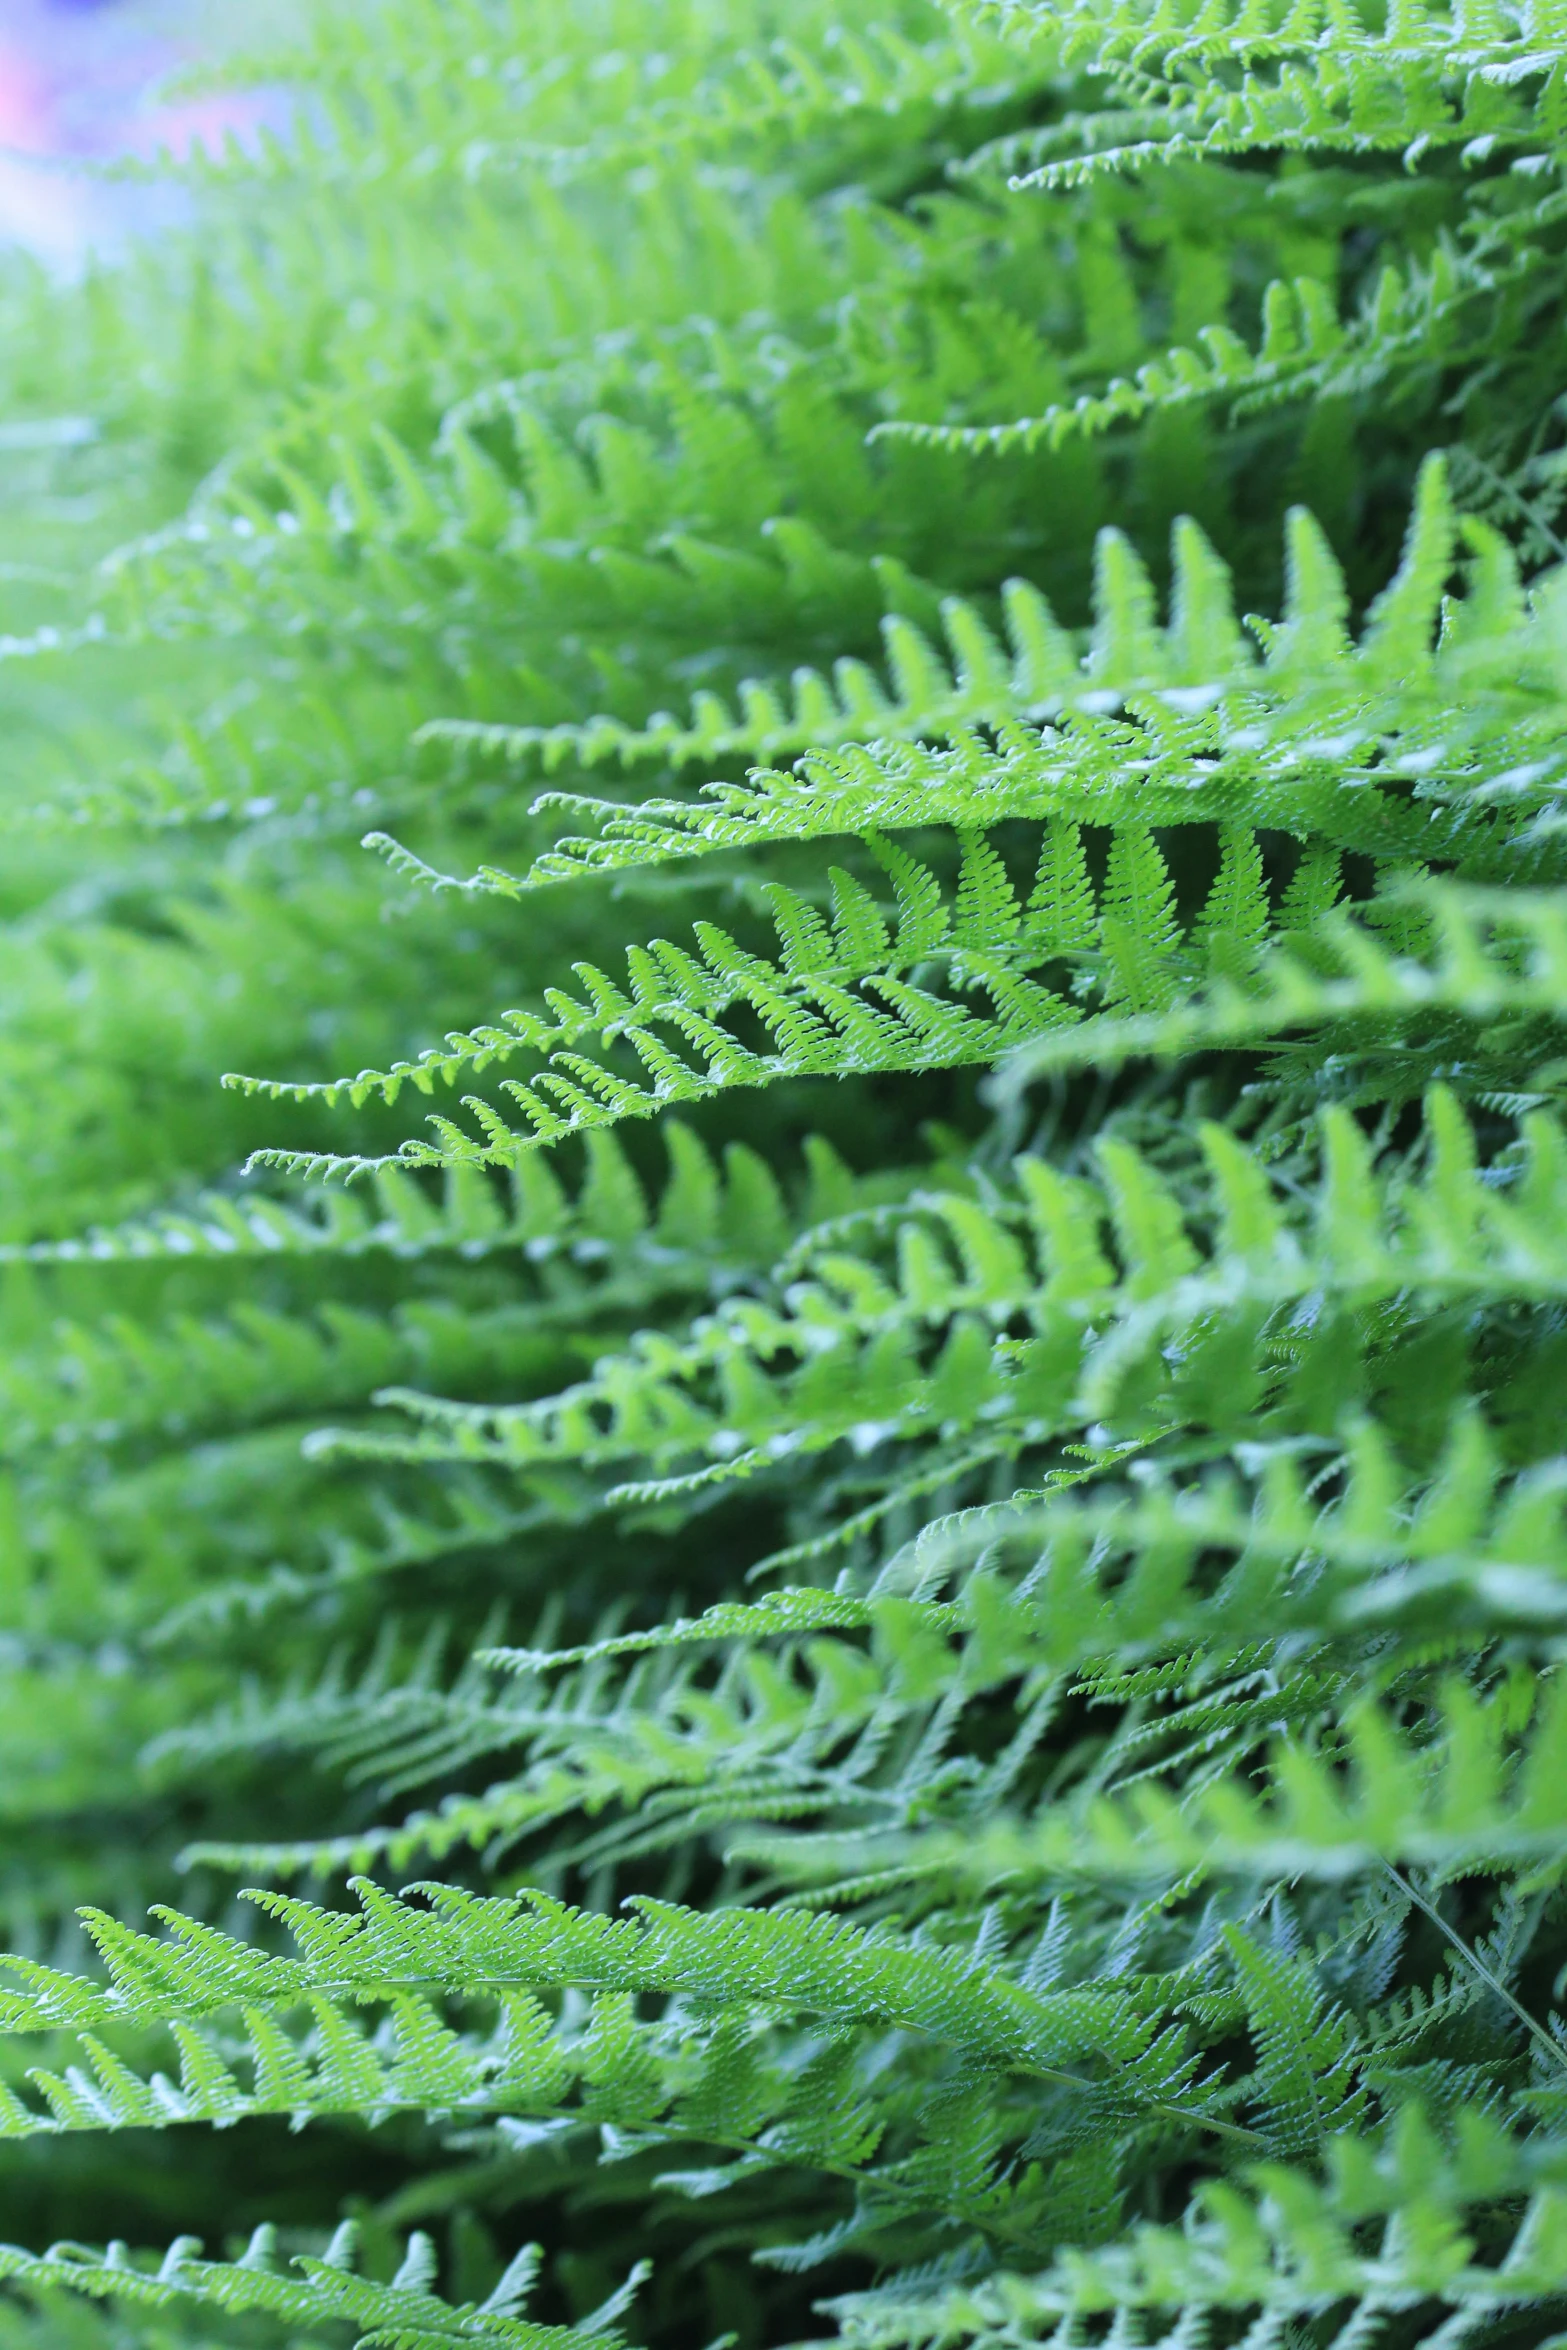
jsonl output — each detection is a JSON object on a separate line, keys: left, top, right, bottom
{"left": 417, "top": 576, "right": 1078, "bottom": 777}
{"left": 966, "top": 0, "right": 1567, "bottom": 164}
{"left": 302, "top": 1090, "right": 1567, "bottom": 1545}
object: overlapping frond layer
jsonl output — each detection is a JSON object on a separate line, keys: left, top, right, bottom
{"left": 0, "top": 1, "right": 1565, "bottom": 2348}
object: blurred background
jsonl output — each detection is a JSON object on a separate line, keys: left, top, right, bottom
{"left": 0, "top": 0, "right": 285, "bottom": 264}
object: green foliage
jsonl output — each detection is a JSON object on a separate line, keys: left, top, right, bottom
{"left": 0, "top": 2, "right": 1565, "bottom": 2348}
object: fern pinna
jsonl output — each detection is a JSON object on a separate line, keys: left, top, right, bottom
{"left": 0, "top": 1, "right": 1562, "bottom": 2346}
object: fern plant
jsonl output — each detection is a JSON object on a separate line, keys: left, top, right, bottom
{"left": 0, "top": 1, "right": 1563, "bottom": 2346}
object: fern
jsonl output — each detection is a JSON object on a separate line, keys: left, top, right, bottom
{"left": 1, "top": 1, "right": 1567, "bottom": 2348}
{"left": 0, "top": 2227, "right": 638, "bottom": 2350}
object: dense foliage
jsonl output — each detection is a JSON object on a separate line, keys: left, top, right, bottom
{"left": 0, "top": 2, "right": 1564, "bottom": 2346}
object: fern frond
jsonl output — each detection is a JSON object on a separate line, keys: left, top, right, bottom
{"left": 306, "top": 1091, "right": 1567, "bottom": 1509}
{"left": 0, "top": 2227, "right": 631, "bottom": 2350}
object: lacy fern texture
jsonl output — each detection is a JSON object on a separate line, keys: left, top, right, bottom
{"left": 0, "top": 2, "right": 1563, "bottom": 2347}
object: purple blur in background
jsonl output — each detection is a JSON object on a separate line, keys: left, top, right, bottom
{"left": 0, "top": 0, "right": 277, "bottom": 264}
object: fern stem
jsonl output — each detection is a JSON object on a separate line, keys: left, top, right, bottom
{"left": 1380, "top": 1862, "right": 1567, "bottom": 2078}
